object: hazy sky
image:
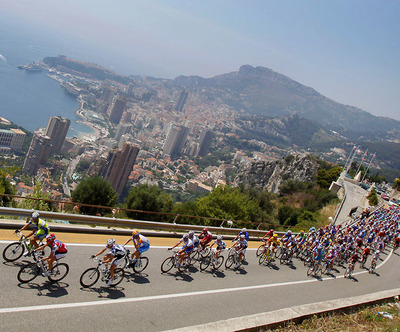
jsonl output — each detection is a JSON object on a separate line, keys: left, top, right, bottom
{"left": 1, "top": 0, "right": 399, "bottom": 120}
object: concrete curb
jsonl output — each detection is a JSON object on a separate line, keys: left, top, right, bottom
{"left": 167, "top": 288, "right": 400, "bottom": 332}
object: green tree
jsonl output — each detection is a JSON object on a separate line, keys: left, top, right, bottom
{"left": 195, "top": 186, "right": 262, "bottom": 226}
{"left": 18, "top": 182, "right": 54, "bottom": 211}
{"left": 124, "top": 184, "right": 173, "bottom": 221}
{"left": 367, "top": 187, "right": 379, "bottom": 206}
{"left": 277, "top": 205, "right": 301, "bottom": 226}
{"left": 71, "top": 176, "right": 117, "bottom": 215}
{"left": 0, "top": 165, "right": 17, "bottom": 207}
{"left": 317, "top": 166, "right": 343, "bottom": 189}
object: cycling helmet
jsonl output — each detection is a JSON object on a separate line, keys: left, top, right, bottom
{"left": 273, "top": 234, "right": 278, "bottom": 238}
{"left": 240, "top": 234, "right": 245, "bottom": 239}
{"left": 46, "top": 233, "right": 56, "bottom": 241}
{"left": 270, "top": 228, "right": 274, "bottom": 233}
{"left": 32, "top": 212, "right": 39, "bottom": 220}
{"left": 107, "top": 238, "right": 115, "bottom": 247}
{"left": 300, "top": 230, "right": 304, "bottom": 233}
{"left": 189, "top": 231, "right": 195, "bottom": 236}
{"left": 203, "top": 227, "right": 209, "bottom": 232}
{"left": 241, "top": 228, "right": 247, "bottom": 233}
{"left": 287, "top": 230, "right": 292, "bottom": 234}
{"left": 217, "top": 235, "right": 223, "bottom": 241}
{"left": 132, "top": 229, "right": 140, "bottom": 237}
{"left": 183, "top": 234, "right": 189, "bottom": 240}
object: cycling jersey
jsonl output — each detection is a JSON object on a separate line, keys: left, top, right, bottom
{"left": 51, "top": 240, "right": 68, "bottom": 254}
{"left": 237, "top": 238, "right": 248, "bottom": 249}
{"left": 108, "top": 244, "right": 126, "bottom": 257}
{"left": 200, "top": 231, "right": 213, "bottom": 242}
{"left": 132, "top": 234, "right": 150, "bottom": 247}
{"left": 29, "top": 218, "right": 49, "bottom": 231}
{"left": 238, "top": 231, "right": 249, "bottom": 241}
{"left": 191, "top": 235, "right": 200, "bottom": 247}
{"left": 214, "top": 240, "right": 226, "bottom": 250}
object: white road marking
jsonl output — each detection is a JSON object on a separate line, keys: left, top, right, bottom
{"left": 0, "top": 242, "right": 393, "bottom": 314}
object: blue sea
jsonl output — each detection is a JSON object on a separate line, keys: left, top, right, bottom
{"left": 0, "top": 17, "right": 95, "bottom": 138}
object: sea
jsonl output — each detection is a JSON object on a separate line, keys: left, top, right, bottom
{"left": 0, "top": 17, "right": 96, "bottom": 138}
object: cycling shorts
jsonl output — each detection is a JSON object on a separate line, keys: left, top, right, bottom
{"left": 138, "top": 243, "right": 150, "bottom": 254}
{"left": 34, "top": 228, "right": 49, "bottom": 240}
{"left": 183, "top": 245, "right": 194, "bottom": 254}
{"left": 112, "top": 253, "right": 125, "bottom": 266}
{"left": 54, "top": 252, "right": 67, "bottom": 260}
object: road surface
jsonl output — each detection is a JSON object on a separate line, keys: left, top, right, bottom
{"left": 0, "top": 240, "right": 399, "bottom": 331}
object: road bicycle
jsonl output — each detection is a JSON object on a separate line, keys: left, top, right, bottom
{"left": 369, "top": 259, "right": 377, "bottom": 274}
{"left": 123, "top": 249, "right": 149, "bottom": 273}
{"left": 258, "top": 246, "right": 274, "bottom": 265}
{"left": 190, "top": 245, "right": 210, "bottom": 262}
{"left": 225, "top": 248, "right": 244, "bottom": 269}
{"left": 256, "top": 242, "right": 268, "bottom": 257}
{"left": 17, "top": 250, "right": 69, "bottom": 283}
{"left": 3, "top": 231, "right": 49, "bottom": 262}
{"left": 279, "top": 247, "right": 294, "bottom": 265}
{"left": 80, "top": 258, "right": 125, "bottom": 288}
{"left": 307, "top": 260, "right": 322, "bottom": 277}
{"left": 161, "top": 249, "right": 191, "bottom": 273}
{"left": 199, "top": 249, "right": 224, "bottom": 271}
{"left": 344, "top": 261, "right": 356, "bottom": 278}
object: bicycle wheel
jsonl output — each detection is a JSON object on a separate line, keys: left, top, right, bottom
{"left": 280, "top": 253, "right": 287, "bottom": 265}
{"left": 161, "top": 257, "right": 175, "bottom": 273}
{"left": 110, "top": 268, "right": 125, "bottom": 287}
{"left": 200, "top": 247, "right": 211, "bottom": 258}
{"left": 133, "top": 257, "right": 149, "bottom": 273}
{"left": 225, "top": 254, "right": 235, "bottom": 269}
{"left": 320, "top": 263, "right": 328, "bottom": 275}
{"left": 3, "top": 242, "right": 24, "bottom": 262}
{"left": 191, "top": 249, "right": 199, "bottom": 262}
{"left": 200, "top": 257, "right": 211, "bottom": 271}
{"left": 259, "top": 252, "right": 267, "bottom": 265}
{"left": 214, "top": 256, "right": 224, "bottom": 269}
{"left": 256, "top": 244, "right": 265, "bottom": 257}
{"left": 275, "top": 247, "right": 282, "bottom": 258}
{"left": 307, "top": 265, "right": 314, "bottom": 277}
{"left": 17, "top": 263, "right": 40, "bottom": 283}
{"left": 48, "top": 263, "right": 69, "bottom": 282}
{"left": 178, "top": 258, "right": 190, "bottom": 272}
{"left": 80, "top": 268, "right": 100, "bottom": 288}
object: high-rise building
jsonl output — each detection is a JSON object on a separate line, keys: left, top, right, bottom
{"left": 163, "top": 124, "right": 189, "bottom": 158}
{"left": 175, "top": 90, "right": 189, "bottom": 112}
{"left": 45, "top": 116, "right": 70, "bottom": 154}
{"left": 103, "top": 142, "right": 140, "bottom": 195}
{"left": 0, "top": 128, "right": 26, "bottom": 152}
{"left": 22, "top": 132, "right": 52, "bottom": 175}
{"left": 114, "top": 123, "right": 132, "bottom": 142}
{"left": 109, "top": 96, "right": 127, "bottom": 124}
{"left": 197, "top": 129, "right": 214, "bottom": 157}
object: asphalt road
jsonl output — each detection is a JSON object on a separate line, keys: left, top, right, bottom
{"left": 0, "top": 242, "right": 399, "bottom": 331}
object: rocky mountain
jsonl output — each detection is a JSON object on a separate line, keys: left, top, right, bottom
{"left": 233, "top": 153, "right": 319, "bottom": 194}
{"left": 174, "top": 65, "right": 400, "bottom": 138}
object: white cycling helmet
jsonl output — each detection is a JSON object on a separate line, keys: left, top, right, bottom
{"left": 32, "top": 212, "right": 39, "bottom": 219}
{"left": 241, "top": 228, "right": 247, "bottom": 233}
{"left": 217, "top": 235, "right": 223, "bottom": 241}
{"left": 107, "top": 239, "right": 115, "bottom": 247}
{"left": 188, "top": 231, "right": 195, "bottom": 236}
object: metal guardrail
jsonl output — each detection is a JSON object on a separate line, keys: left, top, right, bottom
{"left": 0, "top": 207, "right": 272, "bottom": 238}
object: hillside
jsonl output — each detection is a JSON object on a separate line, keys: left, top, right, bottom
{"left": 174, "top": 65, "right": 400, "bottom": 138}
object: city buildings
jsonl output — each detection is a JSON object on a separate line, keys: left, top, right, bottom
{"left": 175, "top": 90, "right": 189, "bottom": 112}
{"left": 109, "top": 96, "right": 127, "bottom": 124}
{"left": 102, "top": 142, "right": 140, "bottom": 196}
{"left": 0, "top": 128, "right": 26, "bottom": 153}
{"left": 22, "top": 132, "right": 52, "bottom": 175}
{"left": 163, "top": 124, "right": 189, "bottom": 158}
{"left": 45, "top": 116, "right": 70, "bottom": 154}
{"left": 197, "top": 129, "right": 214, "bottom": 157}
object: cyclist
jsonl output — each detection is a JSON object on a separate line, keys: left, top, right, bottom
{"left": 312, "top": 245, "right": 324, "bottom": 270}
{"left": 34, "top": 233, "right": 68, "bottom": 276}
{"left": 325, "top": 248, "right": 336, "bottom": 272}
{"left": 169, "top": 234, "right": 194, "bottom": 266}
{"left": 123, "top": 229, "right": 150, "bottom": 266}
{"left": 267, "top": 233, "right": 281, "bottom": 255}
{"left": 233, "top": 228, "right": 250, "bottom": 242}
{"left": 295, "top": 230, "right": 307, "bottom": 249}
{"left": 16, "top": 212, "right": 50, "bottom": 253}
{"left": 209, "top": 235, "right": 226, "bottom": 259}
{"left": 91, "top": 239, "right": 126, "bottom": 287}
{"left": 360, "top": 246, "right": 371, "bottom": 267}
{"left": 188, "top": 231, "right": 200, "bottom": 249}
{"left": 261, "top": 228, "right": 275, "bottom": 243}
{"left": 231, "top": 234, "right": 248, "bottom": 268}
{"left": 198, "top": 227, "right": 213, "bottom": 252}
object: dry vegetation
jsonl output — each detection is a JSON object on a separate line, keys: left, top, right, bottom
{"left": 266, "top": 301, "right": 400, "bottom": 331}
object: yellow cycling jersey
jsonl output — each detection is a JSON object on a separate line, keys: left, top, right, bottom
{"left": 268, "top": 237, "right": 281, "bottom": 245}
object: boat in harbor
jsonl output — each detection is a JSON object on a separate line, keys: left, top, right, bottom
{"left": 17, "top": 63, "right": 43, "bottom": 72}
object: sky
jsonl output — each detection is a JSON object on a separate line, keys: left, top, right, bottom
{"left": 1, "top": 0, "right": 399, "bottom": 120}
